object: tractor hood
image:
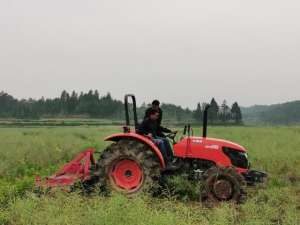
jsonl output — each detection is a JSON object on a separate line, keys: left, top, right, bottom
{"left": 196, "top": 137, "right": 247, "bottom": 152}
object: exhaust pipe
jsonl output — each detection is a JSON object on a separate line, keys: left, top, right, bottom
{"left": 203, "top": 105, "right": 210, "bottom": 138}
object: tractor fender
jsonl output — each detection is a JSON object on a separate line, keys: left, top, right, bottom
{"left": 104, "top": 133, "right": 166, "bottom": 169}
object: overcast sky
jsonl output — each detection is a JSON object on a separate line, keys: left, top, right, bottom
{"left": 1, "top": 0, "right": 299, "bottom": 108}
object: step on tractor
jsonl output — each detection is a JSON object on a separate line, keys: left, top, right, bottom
{"left": 36, "top": 94, "right": 267, "bottom": 202}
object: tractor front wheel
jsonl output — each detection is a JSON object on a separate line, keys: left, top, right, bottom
{"left": 202, "top": 167, "right": 246, "bottom": 203}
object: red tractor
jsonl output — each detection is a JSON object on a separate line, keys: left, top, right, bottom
{"left": 37, "top": 94, "right": 267, "bottom": 202}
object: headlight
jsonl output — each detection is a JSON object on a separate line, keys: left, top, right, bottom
{"left": 223, "top": 147, "right": 249, "bottom": 169}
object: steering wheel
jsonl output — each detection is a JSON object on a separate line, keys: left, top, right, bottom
{"left": 165, "top": 131, "right": 177, "bottom": 144}
{"left": 183, "top": 124, "right": 193, "bottom": 136}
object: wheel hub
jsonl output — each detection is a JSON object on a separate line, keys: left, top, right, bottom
{"left": 124, "top": 170, "right": 132, "bottom": 177}
{"left": 109, "top": 159, "right": 143, "bottom": 192}
{"left": 213, "top": 179, "right": 233, "bottom": 200}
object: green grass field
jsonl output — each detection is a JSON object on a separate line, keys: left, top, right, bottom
{"left": 0, "top": 126, "right": 299, "bottom": 225}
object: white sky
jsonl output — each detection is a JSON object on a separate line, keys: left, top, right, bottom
{"left": 0, "top": 0, "right": 299, "bottom": 108}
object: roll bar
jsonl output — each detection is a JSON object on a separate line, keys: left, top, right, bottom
{"left": 124, "top": 94, "right": 138, "bottom": 130}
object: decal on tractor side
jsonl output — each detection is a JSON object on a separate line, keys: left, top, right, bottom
{"left": 204, "top": 144, "right": 219, "bottom": 150}
{"left": 192, "top": 139, "right": 202, "bottom": 144}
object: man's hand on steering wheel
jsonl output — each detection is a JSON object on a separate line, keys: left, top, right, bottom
{"left": 166, "top": 130, "right": 178, "bottom": 144}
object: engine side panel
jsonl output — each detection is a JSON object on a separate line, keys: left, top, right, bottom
{"left": 174, "top": 137, "right": 247, "bottom": 173}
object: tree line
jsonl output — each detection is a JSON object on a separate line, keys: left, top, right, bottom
{"left": 242, "top": 100, "right": 300, "bottom": 125}
{"left": 193, "top": 98, "right": 242, "bottom": 124}
{"left": 0, "top": 91, "right": 242, "bottom": 124}
{"left": 0, "top": 90, "right": 123, "bottom": 119}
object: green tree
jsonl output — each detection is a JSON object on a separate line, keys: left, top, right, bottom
{"left": 60, "top": 90, "right": 70, "bottom": 114}
{"left": 231, "top": 102, "right": 242, "bottom": 124}
{"left": 0, "top": 92, "right": 17, "bottom": 117}
{"left": 208, "top": 98, "right": 219, "bottom": 123}
{"left": 67, "top": 91, "right": 78, "bottom": 114}
{"left": 193, "top": 103, "right": 203, "bottom": 122}
{"left": 219, "top": 100, "right": 231, "bottom": 122}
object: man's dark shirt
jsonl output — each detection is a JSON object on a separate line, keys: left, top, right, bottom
{"left": 144, "top": 107, "right": 171, "bottom": 136}
{"left": 145, "top": 107, "right": 163, "bottom": 125}
{"left": 137, "top": 118, "right": 159, "bottom": 137}
{"left": 137, "top": 118, "right": 171, "bottom": 138}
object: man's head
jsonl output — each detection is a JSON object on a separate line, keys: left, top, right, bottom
{"left": 151, "top": 100, "right": 160, "bottom": 110}
{"left": 148, "top": 108, "right": 159, "bottom": 121}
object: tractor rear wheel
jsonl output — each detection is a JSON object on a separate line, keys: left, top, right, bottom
{"left": 96, "top": 139, "right": 161, "bottom": 194}
{"left": 202, "top": 167, "right": 246, "bottom": 203}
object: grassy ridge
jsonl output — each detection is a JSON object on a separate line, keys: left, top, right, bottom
{"left": 0, "top": 126, "right": 299, "bottom": 225}
{"left": 0, "top": 119, "right": 124, "bottom": 127}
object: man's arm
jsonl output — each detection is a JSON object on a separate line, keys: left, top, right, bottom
{"left": 137, "top": 120, "right": 149, "bottom": 135}
{"left": 144, "top": 108, "right": 151, "bottom": 119}
{"left": 137, "top": 119, "right": 156, "bottom": 139}
{"left": 158, "top": 108, "right": 163, "bottom": 125}
{"left": 159, "top": 125, "right": 172, "bottom": 133}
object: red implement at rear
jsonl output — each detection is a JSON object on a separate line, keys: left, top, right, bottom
{"left": 35, "top": 148, "right": 96, "bottom": 188}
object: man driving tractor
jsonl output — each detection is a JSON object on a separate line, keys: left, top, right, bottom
{"left": 138, "top": 108, "right": 177, "bottom": 169}
{"left": 144, "top": 100, "right": 173, "bottom": 137}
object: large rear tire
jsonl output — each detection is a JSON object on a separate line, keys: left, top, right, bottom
{"left": 202, "top": 167, "right": 246, "bottom": 203}
{"left": 96, "top": 139, "right": 161, "bottom": 194}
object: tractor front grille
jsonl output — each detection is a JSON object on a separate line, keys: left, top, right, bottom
{"left": 222, "top": 147, "right": 249, "bottom": 169}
